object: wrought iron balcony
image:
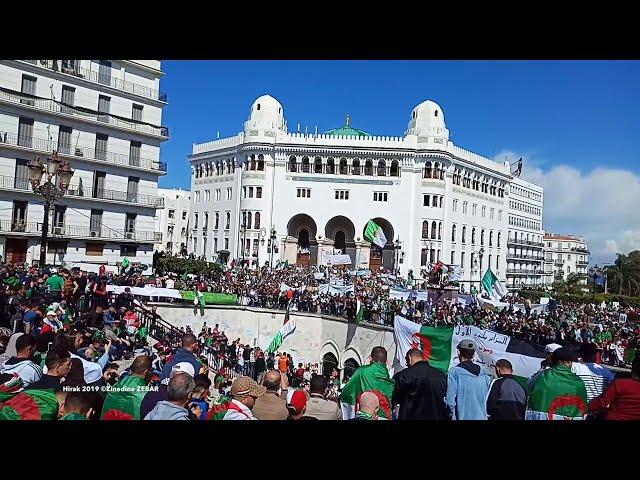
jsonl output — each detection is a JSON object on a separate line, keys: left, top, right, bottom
{"left": 0, "top": 219, "right": 159, "bottom": 242}
{"left": 506, "top": 253, "right": 544, "bottom": 261}
{"left": 0, "top": 89, "right": 169, "bottom": 138}
{"left": 506, "top": 269, "right": 545, "bottom": 275}
{"left": 507, "top": 238, "right": 545, "bottom": 248}
{"left": 0, "top": 131, "right": 167, "bottom": 173}
{"left": 0, "top": 175, "right": 164, "bottom": 208}
{"left": 21, "top": 60, "right": 167, "bottom": 103}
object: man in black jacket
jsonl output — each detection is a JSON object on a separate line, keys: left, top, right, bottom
{"left": 486, "top": 359, "right": 527, "bottom": 420}
{"left": 392, "top": 348, "right": 449, "bottom": 420}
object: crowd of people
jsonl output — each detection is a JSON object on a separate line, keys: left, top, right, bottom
{"left": 0, "top": 260, "right": 639, "bottom": 420}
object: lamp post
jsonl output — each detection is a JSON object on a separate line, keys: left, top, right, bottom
{"left": 27, "top": 152, "right": 74, "bottom": 267}
{"left": 257, "top": 227, "right": 266, "bottom": 269}
{"left": 478, "top": 247, "right": 485, "bottom": 285}
{"left": 394, "top": 238, "right": 401, "bottom": 276}
{"left": 472, "top": 255, "right": 478, "bottom": 292}
{"left": 268, "top": 227, "right": 277, "bottom": 268}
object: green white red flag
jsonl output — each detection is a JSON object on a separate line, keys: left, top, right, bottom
{"left": 525, "top": 365, "right": 588, "bottom": 420}
{"left": 100, "top": 375, "right": 148, "bottom": 420}
{"left": 339, "top": 362, "right": 395, "bottom": 419}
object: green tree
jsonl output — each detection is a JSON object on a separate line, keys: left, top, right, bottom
{"left": 606, "top": 252, "right": 640, "bottom": 296}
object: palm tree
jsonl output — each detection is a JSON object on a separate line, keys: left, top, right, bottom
{"left": 606, "top": 253, "right": 640, "bottom": 295}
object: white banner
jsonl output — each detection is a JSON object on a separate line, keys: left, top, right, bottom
{"left": 389, "top": 288, "right": 413, "bottom": 300}
{"left": 321, "top": 252, "right": 352, "bottom": 266}
{"left": 106, "top": 285, "right": 182, "bottom": 298}
{"left": 318, "top": 283, "right": 354, "bottom": 295}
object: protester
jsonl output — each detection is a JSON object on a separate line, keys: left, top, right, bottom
{"left": 306, "top": 374, "right": 342, "bottom": 420}
{"left": 445, "top": 339, "right": 491, "bottom": 420}
{"left": 486, "top": 359, "right": 527, "bottom": 420}
{"left": 144, "top": 372, "right": 196, "bottom": 420}
{"left": 26, "top": 349, "right": 71, "bottom": 392}
{"left": 101, "top": 355, "right": 151, "bottom": 420}
{"left": 286, "top": 389, "right": 316, "bottom": 420}
{"left": 160, "top": 334, "right": 202, "bottom": 382}
{"left": 392, "top": 348, "right": 449, "bottom": 420}
{"left": 525, "top": 347, "right": 588, "bottom": 420}
{"left": 59, "top": 391, "right": 93, "bottom": 420}
{"left": 572, "top": 342, "right": 615, "bottom": 403}
{"left": 252, "top": 370, "right": 289, "bottom": 420}
{"left": 213, "top": 376, "right": 266, "bottom": 420}
{"left": 527, "top": 343, "right": 562, "bottom": 393}
{"left": 589, "top": 357, "right": 640, "bottom": 420}
{"left": 0, "top": 334, "right": 43, "bottom": 387}
{"left": 352, "top": 391, "right": 380, "bottom": 420}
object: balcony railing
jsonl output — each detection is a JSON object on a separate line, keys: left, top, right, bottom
{"left": 21, "top": 60, "right": 167, "bottom": 102}
{"left": 0, "top": 175, "right": 164, "bottom": 207}
{"left": 0, "top": 219, "right": 159, "bottom": 242}
{"left": 0, "top": 89, "right": 169, "bottom": 138}
{"left": 507, "top": 238, "right": 545, "bottom": 248}
{"left": 506, "top": 253, "right": 544, "bottom": 261}
{"left": 554, "top": 260, "right": 564, "bottom": 266}
{"left": 0, "top": 131, "right": 167, "bottom": 173}
{"left": 576, "top": 261, "right": 589, "bottom": 266}
{"left": 506, "top": 269, "right": 545, "bottom": 275}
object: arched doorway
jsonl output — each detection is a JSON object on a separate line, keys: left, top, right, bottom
{"left": 343, "top": 358, "right": 360, "bottom": 381}
{"left": 363, "top": 217, "right": 395, "bottom": 271}
{"left": 322, "top": 352, "right": 339, "bottom": 379}
{"left": 325, "top": 215, "right": 356, "bottom": 263}
{"left": 287, "top": 213, "right": 318, "bottom": 265}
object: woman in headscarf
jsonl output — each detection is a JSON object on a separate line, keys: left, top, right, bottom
{"left": 0, "top": 333, "right": 24, "bottom": 369}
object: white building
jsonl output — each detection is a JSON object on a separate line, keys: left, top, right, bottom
{"left": 188, "top": 95, "right": 543, "bottom": 292}
{"left": 506, "top": 176, "right": 545, "bottom": 290}
{"left": 543, "top": 233, "right": 590, "bottom": 286}
{"left": 155, "top": 188, "right": 191, "bottom": 255}
{"left": 0, "top": 60, "right": 167, "bottom": 267}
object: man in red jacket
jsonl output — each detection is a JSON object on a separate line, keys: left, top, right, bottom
{"left": 590, "top": 357, "right": 640, "bottom": 420}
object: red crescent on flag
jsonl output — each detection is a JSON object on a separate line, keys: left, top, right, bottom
{"left": 2, "top": 392, "right": 42, "bottom": 420}
{"left": 411, "top": 332, "right": 433, "bottom": 361}
{"left": 102, "top": 409, "right": 135, "bottom": 420}
{"left": 547, "top": 395, "right": 587, "bottom": 420}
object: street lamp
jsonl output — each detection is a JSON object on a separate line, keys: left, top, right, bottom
{"left": 256, "top": 227, "right": 266, "bottom": 269}
{"left": 27, "top": 152, "right": 74, "bottom": 267}
{"left": 478, "top": 247, "right": 485, "bottom": 281}
{"left": 268, "top": 227, "right": 277, "bottom": 268}
{"left": 473, "top": 255, "right": 478, "bottom": 292}
{"left": 394, "top": 238, "right": 401, "bottom": 275}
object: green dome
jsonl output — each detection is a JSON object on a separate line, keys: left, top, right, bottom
{"left": 324, "top": 114, "right": 370, "bottom": 137}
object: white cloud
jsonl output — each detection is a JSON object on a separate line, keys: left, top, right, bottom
{"left": 494, "top": 150, "right": 640, "bottom": 265}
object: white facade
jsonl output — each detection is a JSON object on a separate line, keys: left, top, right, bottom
{"left": 154, "top": 188, "right": 191, "bottom": 255}
{"left": 0, "top": 60, "right": 167, "bottom": 267}
{"left": 543, "top": 233, "right": 590, "bottom": 286}
{"left": 506, "top": 176, "right": 545, "bottom": 289}
{"left": 188, "top": 95, "right": 537, "bottom": 292}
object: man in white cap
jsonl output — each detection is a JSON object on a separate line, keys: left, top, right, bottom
{"left": 526, "top": 343, "right": 562, "bottom": 393}
{"left": 139, "top": 361, "right": 195, "bottom": 420}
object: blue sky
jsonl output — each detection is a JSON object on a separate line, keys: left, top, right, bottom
{"left": 159, "top": 60, "right": 640, "bottom": 263}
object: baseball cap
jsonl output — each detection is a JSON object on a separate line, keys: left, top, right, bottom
{"left": 170, "top": 362, "right": 195, "bottom": 378}
{"left": 457, "top": 339, "right": 475, "bottom": 350}
{"left": 552, "top": 347, "right": 574, "bottom": 363}
{"left": 230, "top": 376, "right": 267, "bottom": 398}
{"left": 287, "top": 389, "right": 307, "bottom": 415}
{"left": 544, "top": 343, "right": 562, "bottom": 354}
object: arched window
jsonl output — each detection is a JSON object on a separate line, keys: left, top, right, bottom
{"left": 352, "top": 159, "right": 360, "bottom": 175}
{"left": 327, "top": 157, "right": 335, "bottom": 174}
{"left": 438, "top": 222, "right": 442, "bottom": 240}
{"left": 390, "top": 160, "right": 399, "bottom": 177}
{"left": 199, "top": 165, "right": 203, "bottom": 177}
{"left": 364, "top": 160, "right": 373, "bottom": 176}
{"left": 431, "top": 221, "right": 437, "bottom": 239}
{"left": 241, "top": 211, "right": 246, "bottom": 228}
{"left": 452, "top": 224, "right": 456, "bottom": 242}
{"left": 301, "top": 156, "right": 310, "bottom": 173}
{"left": 225, "top": 212, "right": 230, "bottom": 229}
{"left": 314, "top": 157, "right": 322, "bottom": 174}
{"left": 214, "top": 212, "right": 219, "bottom": 229}
{"left": 254, "top": 212, "right": 260, "bottom": 229}
{"left": 288, "top": 156, "right": 297, "bottom": 172}
{"left": 481, "top": 229, "right": 485, "bottom": 246}
{"left": 497, "top": 232, "right": 501, "bottom": 247}
{"left": 462, "top": 226, "right": 467, "bottom": 243}
{"left": 424, "top": 161, "right": 432, "bottom": 178}
{"left": 489, "top": 231, "right": 493, "bottom": 247}
{"left": 422, "top": 221, "right": 429, "bottom": 239}
{"left": 377, "top": 160, "right": 386, "bottom": 176}
{"left": 257, "top": 155, "right": 264, "bottom": 171}
{"left": 339, "top": 158, "right": 348, "bottom": 175}
{"left": 247, "top": 212, "right": 252, "bottom": 230}
{"left": 472, "top": 228, "right": 476, "bottom": 244}
{"left": 250, "top": 155, "right": 256, "bottom": 171}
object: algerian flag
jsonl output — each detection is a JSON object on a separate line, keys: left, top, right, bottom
{"left": 100, "top": 375, "right": 148, "bottom": 420}
{"left": 122, "top": 257, "right": 130, "bottom": 269}
{"left": 355, "top": 299, "right": 365, "bottom": 325}
{"left": 339, "top": 362, "right": 395, "bottom": 419}
{"left": 525, "top": 365, "right": 588, "bottom": 420}
{"left": 266, "top": 308, "right": 296, "bottom": 353}
{"left": 393, "top": 315, "right": 545, "bottom": 388}
{"left": 0, "top": 389, "right": 59, "bottom": 420}
{"left": 481, "top": 268, "right": 508, "bottom": 302}
{"left": 364, "top": 219, "right": 387, "bottom": 248}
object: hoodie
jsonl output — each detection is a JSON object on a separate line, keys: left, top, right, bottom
{"left": 0, "top": 357, "right": 43, "bottom": 388}
{"left": 445, "top": 360, "right": 491, "bottom": 420}
{"left": 143, "top": 401, "right": 190, "bottom": 420}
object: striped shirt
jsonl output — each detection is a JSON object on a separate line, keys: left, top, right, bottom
{"left": 571, "top": 362, "right": 615, "bottom": 402}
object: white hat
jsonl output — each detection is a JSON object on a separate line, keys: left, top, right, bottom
{"left": 544, "top": 343, "right": 562, "bottom": 354}
{"left": 170, "top": 362, "right": 195, "bottom": 378}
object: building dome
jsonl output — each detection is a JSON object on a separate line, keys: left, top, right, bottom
{"left": 324, "top": 114, "right": 370, "bottom": 137}
{"left": 405, "top": 99, "right": 449, "bottom": 140}
{"left": 245, "top": 95, "right": 286, "bottom": 132}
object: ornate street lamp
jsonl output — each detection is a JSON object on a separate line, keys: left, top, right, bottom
{"left": 27, "top": 152, "right": 74, "bottom": 266}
